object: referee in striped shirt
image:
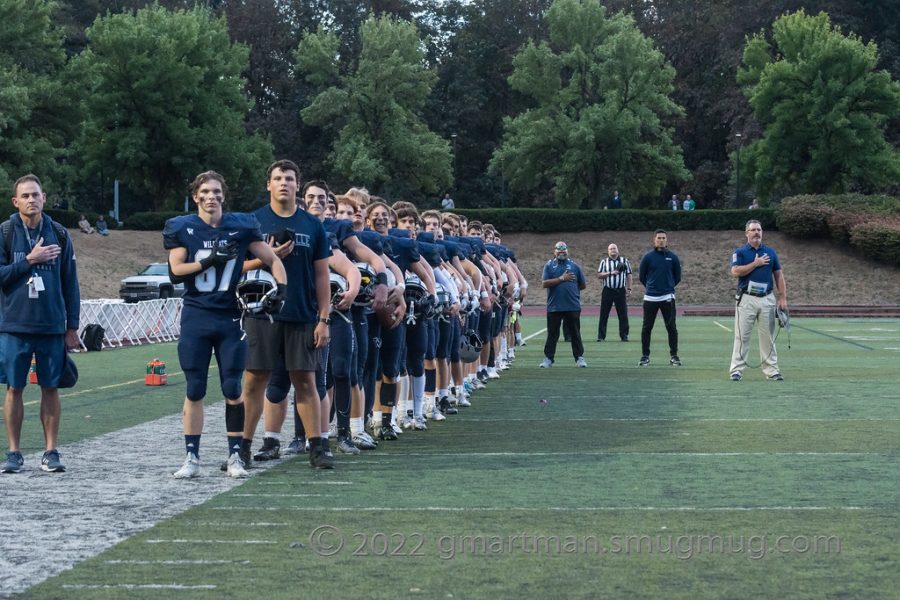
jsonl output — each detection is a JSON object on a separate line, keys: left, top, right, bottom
{"left": 596, "top": 243, "right": 632, "bottom": 342}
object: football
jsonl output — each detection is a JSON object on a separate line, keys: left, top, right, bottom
{"left": 376, "top": 296, "right": 403, "bottom": 328}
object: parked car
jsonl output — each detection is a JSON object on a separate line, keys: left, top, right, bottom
{"left": 119, "top": 263, "right": 184, "bottom": 302}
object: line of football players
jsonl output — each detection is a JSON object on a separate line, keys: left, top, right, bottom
{"left": 246, "top": 183, "right": 530, "bottom": 466}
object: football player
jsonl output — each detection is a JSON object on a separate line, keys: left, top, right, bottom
{"left": 165, "top": 171, "right": 286, "bottom": 479}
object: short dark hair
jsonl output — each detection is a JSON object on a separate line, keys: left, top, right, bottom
{"left": 302, "top": 179, "right": 331, "bottom": 198}
{"left": 190, "top": 171, "right": 227, "bottom": 197}
{"left": 13, "top": 174, "right": 42, "bottom": 196}
{"left": 654, "top": 229, "right": 667, "bottom": 235}
{"left": 266, "top": 160, "right": 301, "bottom": 182}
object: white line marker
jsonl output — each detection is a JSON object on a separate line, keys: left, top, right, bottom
{"left": 210, "top": 506, "right": 878, "bottom": 513}
{"left": 346, "top": 451, "right": 889, "bottom": 457}
{"left": 62, "top": 584, "right": 217, "bottom": 590}
{"left": 523, "top": 328, "right": 547, "bottom": 341}
{"left": 232, "top": 493, "right": 326, "bottom": 498}
{"left": 146, "top": 539, "right": 278, "bottom": 544}
{"left": 181, "top": 523, "right": 289, "bottom": 528}
{"left": 258, "top": 481, "right": 352, "bottom": 485}
{"left": 713, "top": 321, "right": 732, "bottom": 332}
{"left": 462, "top": 417, "right": 900, "bottom": 423}
{"left": 105, "top": 559, "right": 251, "bottom": 565}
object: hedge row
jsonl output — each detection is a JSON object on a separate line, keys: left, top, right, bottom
{"left": 453, "top": 208, "right": 776, "bottom": 233}
{"left": 777, "top": 194, "right": 900, "bottom": 266}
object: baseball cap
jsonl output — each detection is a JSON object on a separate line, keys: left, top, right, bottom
{"left": 554, "top": 241, "right": 568, "bottom": 251}
{"left": 58, "top": 353, "right": 79, "bottom": 389}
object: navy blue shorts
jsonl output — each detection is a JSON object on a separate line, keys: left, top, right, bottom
{"left": 0, "top": 332, "right": 66, "bottom": 389}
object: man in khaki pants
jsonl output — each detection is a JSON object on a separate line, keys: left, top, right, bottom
{"left": 729, "top": 220, "right": 787, "bottom": 381}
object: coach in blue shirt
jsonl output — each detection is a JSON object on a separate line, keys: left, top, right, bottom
{"left": 540, "top": 241, "right": 587, "bottom": 368}
{"left": 638, "top": 229, "right": 682, "bottom": 367}
{"left": 729, "top": 219, "right": 787, "bottom": 381}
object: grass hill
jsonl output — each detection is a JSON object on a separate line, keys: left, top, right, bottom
{"left": 71, "top": 228, "right": 900, "bottom": 305}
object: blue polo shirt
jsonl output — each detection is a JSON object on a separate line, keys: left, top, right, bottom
{"left": 542, "top": 258, "right": 586, "bottom": 313}
{"left": 732, "top": 243, "right": 781, "bottom": 295}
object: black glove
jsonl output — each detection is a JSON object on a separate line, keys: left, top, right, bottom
{"left": 199, "top": 238, "right": 238, "bottom": 270}
{"left": 262, "top": 283, "right": 287, "bottom": 315}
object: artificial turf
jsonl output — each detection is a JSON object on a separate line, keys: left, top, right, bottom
{"left": 13, "top": 316, "right": 900, "bottom": 599}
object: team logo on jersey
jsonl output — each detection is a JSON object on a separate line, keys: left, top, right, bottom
{"left": 228, "top": 231, "right": 239, "bottom": 237}
{"left": 187, "top": 228, "right": 194, "bottom": 235}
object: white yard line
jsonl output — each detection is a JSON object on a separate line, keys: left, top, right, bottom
{"left": 713, "top": 320, "right": 732, "bottom": 332}
{"left": 523, "top": 328, "right": 547, "bottom": 341}
{"left": 208, "top": 505, "right": 878, "bottom": 512}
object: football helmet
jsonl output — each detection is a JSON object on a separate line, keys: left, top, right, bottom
{"left": 353, "top": 262, "right": 377, "bottom": 307}
{"left": 236, "top": 269, "right": 278, "bottom": 315}
{"left": 459, "top": 330, "right": 483, "bottom": 363}
{"left": 404, "top": 275, "right": 431, "bottom": 321}
{"left": 330, "top": 272, "right": 349, "bottom": 306}
{"left": 434, "top": 282, "right": 452, "bottom": 316}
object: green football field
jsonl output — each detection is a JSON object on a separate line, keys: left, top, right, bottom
{"left": 10, "top": 316, "right": 900, "bottom": 599}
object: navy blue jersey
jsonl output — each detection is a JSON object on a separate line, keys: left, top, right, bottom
{"left": 163, "top": 213, "right": 264, "bottom": 313}
{"left": 445, "top": 236, "right": 476, "bottom": 261}
{"left": 323, "top": 218, "right": 359, "bottom": 255}
{"left": 253, "top": 205, "right": 331, "bottom": 323}
{"left": 386, "top": 234, "right": 420, "bottom": 273}
{"left": 485, "top": 243, "right": 509, "bottom": 262}
{"left": 327, "top": 231, "right": 340, "bottom": 250}
{"left": 415, "top": 240, "right": 444, "bottom": 268}
{"left": 356, "top": 229, "right": 384, "bottom": 255}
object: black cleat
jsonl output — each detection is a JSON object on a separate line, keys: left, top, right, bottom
{"left": 309, "top": 447, "right": 335, "bottom": 469}
{"left": 253, "top": 437, "right": 281, "bottom": 461}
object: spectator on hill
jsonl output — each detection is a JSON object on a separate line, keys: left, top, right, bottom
{"left": 95, "top": 215, "right": 109, "bottom": 236}
{"left": 748, "top": 199, "right": 760, "bottom": 210}
{"left": 441, "top": 193, "right": 455, "bottom": 210}
{"left": 77, "top": 214, "right": 94, "bottom": 234}
{"left": 669, "top": 195, "right": 679, "bottom": 210}
{"left": 609, "top": 191, "right": 622, "bottom": 209}
{"left": 683, "top": 194, "right": 696, "bottom": 211}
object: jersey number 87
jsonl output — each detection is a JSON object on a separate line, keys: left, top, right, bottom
{"left": 193, "top": 249, "right": 237, "bottom": 292}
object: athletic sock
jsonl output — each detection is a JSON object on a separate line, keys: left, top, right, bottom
{"left": 264, "top": 431, "right": 281, "bottom": 442}
{"left": 412, "top": 375, "right": 425, "bottom": 418}
{"left": 227, "top": 435, "right": 241, "bottom": 456}
{"left": 185, "top": 435, "right": 200, "bottom": 458}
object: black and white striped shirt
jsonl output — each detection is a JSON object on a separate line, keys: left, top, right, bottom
{"left": 597, "top": 256, "right": 632, "bottom": 289}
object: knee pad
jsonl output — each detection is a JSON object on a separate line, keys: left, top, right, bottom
{"left": 184, "top": 371, "right": 208, "bottom": 402}
{"left": 266, "top": 368, "right": 292, "bottom": 404}
{"left": 221, "top": 376, "right": 242, "bottom": 401}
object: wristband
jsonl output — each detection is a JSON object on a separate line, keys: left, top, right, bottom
{"left": 480, "top": 291, "right": 489, "bottom": 299}
{"left": 318, "top": 317, "right": 331, "bottom": 325}
{"left": 521, "top": 282, "right": 528, "bottom": 289}
{"left": 375, "top": 272, "right": 388, "bottom": 286}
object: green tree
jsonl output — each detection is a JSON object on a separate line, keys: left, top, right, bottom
{"left": 69, "top": 5, "right": 271, "bottom": 211}
{"left": 0, "top": 0, "right": 72, "bottom": 194}
{"left": 489, "top": 0, "right": 687, "bottom": 209}
{"left": 296, "top": 14, "right": 451, "bottom": 198}
{"left": 737, "top": 10, "right": 900, "bottom": 199}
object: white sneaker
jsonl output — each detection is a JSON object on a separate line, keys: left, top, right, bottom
{"left": 487, "top": 368, "right": 500, "bottom": 379}
{"left": 576, "top": 356, "right": 587, "bottom": 368}
{"left": 400, "top": 415, "right": 414, "bottom": 429}
{"left": 508, "top": 349, "right": 516, "bottom": 360}
{"left": 539, "top": 357, "right": 552, "bottom": 368}
{"left": 413, "top": 416, "right": 428, "bottom": 430}
{"left": 430, "top": 406, "right": 446, "bottom": 421}
{"left": 328, "top": 421, "right": 338, "bottom": 437}
{"left": 472, "top": 379, "right": 486, "bottom": 390}
{"left": 173, "top": 453, "right": 200, "bottom": 479}
{"left": 226, "top": 453, "right": 249, "bottom": 479}
{"left": 498, "top": 360, "right": 510, "bottom": 371}
{"left": 391, "top": 422, "right": 403, "bottom": 435}
{"left": 457, "top": 395, "right": 471, "bottom": 407}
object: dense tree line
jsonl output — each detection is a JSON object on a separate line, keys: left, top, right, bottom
{"left": 1, "top": 0, "right": 897, "bottom": 215}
